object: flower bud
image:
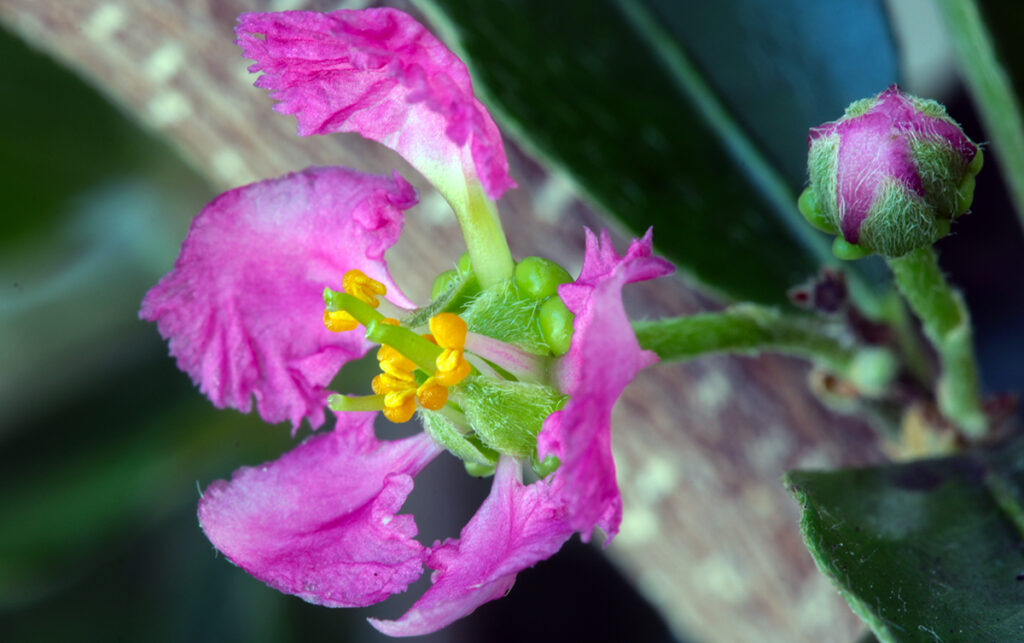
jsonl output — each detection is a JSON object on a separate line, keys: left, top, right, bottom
{"left": 803, "top": 85, "right": 982, "bottom": 258}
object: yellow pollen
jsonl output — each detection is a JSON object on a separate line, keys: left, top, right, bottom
{"left": 429, "top": 313, "right": 471, "bottom": 387}
{"left": 343, "top": 269, "right": 387, "bottom": 307}
{"left": 429, "top": 313, "right": 467, "bottom": 349}
{"left": 323, "top": 272, "right": 388, "bottom": 333}
{"left": 416, "top": 378, "right": 449, "bottom": 410}
{"left": 382, "top": 389, "right": 417, "bottom": 423}
{"left": 324, "top": 309, "right": 358, "bottom": 333}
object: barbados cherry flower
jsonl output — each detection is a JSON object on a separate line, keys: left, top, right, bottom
{"left": 140, "top": 8, "right": 673, "bottom": 636}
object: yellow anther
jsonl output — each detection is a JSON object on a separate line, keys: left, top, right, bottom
{"left": 417, "top": 378, "right": 449, "bottom": 411}
{"left": 377, "top": 344, "right": 417, "bottom": 377}
{"left": 324, "top": 309, "right": 358, "bottom": 333}
{"left": 382, "top": 388, "right": 417, "bottom": 423}
{"left": 429, "top": 313, "right": 467, "bottom": 350}
{"left": 427, "top": 313, "right": 471, "bottom": 387}
{"left": 434, "top": 357, "right": 471, "bottom": 387}
{"left": 343, "top": 269, "right": 387, "bottom": 307}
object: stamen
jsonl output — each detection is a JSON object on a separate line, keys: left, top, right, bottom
{"left": 342, "top": 269, "right": 387, "bottom": 307}
{"left": 323, "top": 309, "right": 358, "bottom": 333}
{"left": 322, "top": 271, "right": 388, "bottom": 333}
{"left": 417, "top": 378, "right": 449, "bottom": 410}
{"left": 382, "top": 389, "right": 417, "bottom": 423}
{"left": 430, "top": 313, "right": 471, "bottom": 387}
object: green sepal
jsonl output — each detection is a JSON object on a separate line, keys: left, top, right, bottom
{"left": 418, "top": 409, "right": 498, "bottom": 467}
{"left": 797, "top": 187, "right": 837, "bottom": 233}
{"left": 464, "top": 461, "right": 496, "bottom": 478}
{"left": 831, "top": 237, "right": 873, "bottom": 261}
{"left": 459, "top": 376, "right": 565, "bottom": 457}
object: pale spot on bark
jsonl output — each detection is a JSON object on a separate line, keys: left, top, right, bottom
{"left": 144, "top": 42, "right": 185, "bottom": 84}
{"left": 793, "top": 447, "right": 834, "bottom": 471}
{"left": 691, "top": 554, "right": 750, "bottom": 604}
{"left": 693, "top": 368, "right": 732, "bottom": 416}
{"left": 84, "top": 4, "right": 124, "bottom": 41}
{"left": 147, "top": 91, "right": 192, "bottom": 126}
{"left": 415, "top": 190, "right": 451, "bottom": 225}
{"left": 534, "top": 172, "right": 576, "bottom": 222}
{"left": 747, "top": 424, "right": 795, "bottom": 478}
{"left": 635, "top": 456, "right": 679, "bottom": 504}
{"left": 270, "top": 0, "right": 309, "bottom": 10}
{"left": 617, "top": 505, "right": 659, "bottom": 545}
{"left": 211, "top": 148, "right": 256, "bottom": 186}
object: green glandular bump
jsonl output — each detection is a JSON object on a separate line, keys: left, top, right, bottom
{"left": 514, "top": 256, "right": 573, "bottom": 300}
{"left": 430, "top": 269, "right": 459, "bottom": 300}
{"left": 459, "top": 377, "right": 565, "bottom": 457}
{"left": 539, "top": 296, "right": 574, "bottom": 355}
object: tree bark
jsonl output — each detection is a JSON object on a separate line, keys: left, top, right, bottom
{"left": 1, "top": 1, "right": 882, "bottom": 640}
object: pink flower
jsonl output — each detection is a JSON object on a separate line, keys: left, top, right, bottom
{"left": 142, "top": 7, "right": 672, "bottom": 637}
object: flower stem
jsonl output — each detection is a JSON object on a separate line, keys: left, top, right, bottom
{"left": 886, "top": 247, "right": 987, "bottom": 437}
{"left": 633, "top": 304, "right": 897, "bottom": 397}
{"left": 453, "top": 182, "right": 514, "bottom": 290}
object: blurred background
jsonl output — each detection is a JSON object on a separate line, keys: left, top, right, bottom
{"left": 2, "top": 1, "right": 1023, "bottom": 642}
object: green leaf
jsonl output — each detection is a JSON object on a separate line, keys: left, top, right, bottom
{"left": 785, "top": 437, "right": 1024, "bottom": 642}
{"left": 416, "top": 0, "right": 897, "bottom": 305}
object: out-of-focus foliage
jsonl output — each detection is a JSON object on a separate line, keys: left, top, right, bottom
{"left": 418, "top": 0, "right": 897, "bottom": 305}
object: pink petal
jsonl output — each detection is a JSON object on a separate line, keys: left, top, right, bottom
{"left": 140, "top": 167, "right": 416, "bottom": 429}
{"left": 369, "top": 457, "right": 573, "bottom": 637}
{"left": 198, "top": 414, "right": 442, "bottom": 607}
{"left": 236, "top": 9, "right": 515, "bottom": 202}
{"left": 538, "top": 229, "right": 674, "bottom": 542}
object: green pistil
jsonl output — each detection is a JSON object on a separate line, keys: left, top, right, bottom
{"left": 328, "top": 394, "right": 385, "bottom": 412}
{"left": 365, "top": 320, "right": 443, "bottom": 373}
{"left": 323, "top": 289, "right": 385, "bottom": 327}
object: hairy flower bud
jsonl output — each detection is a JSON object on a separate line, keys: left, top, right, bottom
{"left": 802, "top": 85, "right": 982, "bottom": 258}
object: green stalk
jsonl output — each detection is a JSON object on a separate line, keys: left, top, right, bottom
{"left": 328, "top": 394, "right": 385, "bottom": 412}
{"left": 887, "top": 247, "right": 986, "bottom": 437}
{"left": 633, "top": 304, "right": 897, "bottom": 397}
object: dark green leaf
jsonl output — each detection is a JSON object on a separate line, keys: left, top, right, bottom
{"left": 939, "top": 0, "right": 1024, "bottom": 229}
{"left": 417, "top": 0, "right": 897, "bottom": 305}
{"left": 786, "top": 437, "right": 1024, "bottom": 642}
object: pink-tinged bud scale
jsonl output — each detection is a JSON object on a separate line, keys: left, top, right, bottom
{"left": 803, "top": 85, "right": 982, "bottom": 258}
